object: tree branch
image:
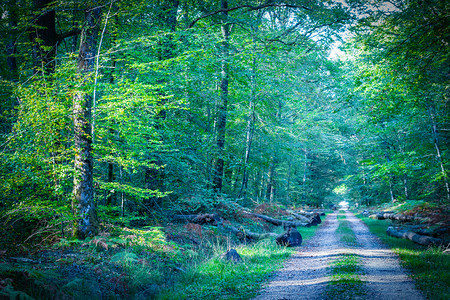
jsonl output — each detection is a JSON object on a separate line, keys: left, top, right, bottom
{"left": 188, "top": 3, "right": 311, "bottom": 28}
{"left": 57, "top": 29, "right": 82, "bottom": 43}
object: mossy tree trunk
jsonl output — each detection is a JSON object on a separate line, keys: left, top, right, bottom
{"left": 72, "top": 4, "right": 101, "bottom": 239}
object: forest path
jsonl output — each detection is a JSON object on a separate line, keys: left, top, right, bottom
{"left": 253, "top": 211, "right": 424, "bottom": 300}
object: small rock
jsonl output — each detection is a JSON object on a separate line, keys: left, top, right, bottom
{"left": 222, "top": 249, "right": 243, "bottom": 263}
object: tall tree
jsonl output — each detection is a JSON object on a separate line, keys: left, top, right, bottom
{"left": 212, "top": 0, "right": 230, "bottom": 192}
{"left": 72, "top": 3, "right": 102, "bottom": 239}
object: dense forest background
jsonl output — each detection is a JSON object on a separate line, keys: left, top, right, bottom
{"left": 0, "top": 0, "right": 448, "bottom": 240}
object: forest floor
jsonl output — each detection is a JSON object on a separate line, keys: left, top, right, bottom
{"left": 253, "top": 210, "right": 425, "bottom": 300}
{"left": 1, "top": 202, "right": 447, "bottom": 299}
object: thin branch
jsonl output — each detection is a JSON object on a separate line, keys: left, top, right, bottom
{"left": 92, "top": 1, "right": 113, "bottom": 144}
{"left": 57, "top": 28, "right": 82, "bottom": 43}
{"left": 188, "top": 3, "right": 311, "bottom": 28}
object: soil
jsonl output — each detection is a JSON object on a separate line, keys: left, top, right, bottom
{"left": 253, "top": 210, "right": 425, "bottom": 300}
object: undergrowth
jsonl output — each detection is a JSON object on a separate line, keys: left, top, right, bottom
{"left": 159, "top": 225, "right": 320, "bottom": 299}
{"left": 0, "top": 211, "right": 323, "bottom": 299}
{"left": 359, "top": 215, "right": 450, "bottom": 300}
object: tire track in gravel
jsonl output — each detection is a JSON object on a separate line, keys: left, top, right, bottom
{"left": 253, "top": 211, "right": 424, "bottom": 300}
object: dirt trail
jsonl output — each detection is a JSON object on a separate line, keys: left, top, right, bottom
{"left": 253, "top": 211, "right": 424, "bottom": 300}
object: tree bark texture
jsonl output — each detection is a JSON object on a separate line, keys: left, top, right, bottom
{"left": 72, "top": 5, "right": 101, "bottom": 239}
{"left": 286, "top": 210, "right": 311, "bottom": 223}
{"left": 172, "top": 213, "right": 278, "bottom": 241}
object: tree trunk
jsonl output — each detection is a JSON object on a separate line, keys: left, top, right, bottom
{"left": 428, "top": 105, "right": 450, "bottom": 201}
{"left": 403, "top": 174, "right": 409, "bottom": 199}
{"left": 72, "top": 5, "right": 101, "bottom": 239}
{"left": 266, "top": 156, "right": 276, "bottom": 201}
{"left": 382, "top": 140, "right": 396, "bottom": 202}
{"left": 238, "top": 20, "right": 260, "bottom": 200}
{"left": 30, "top": 0, "right": 57, "bottom": 74}
{"left": 144, "top": 0, "right": 180, "bottom": 206}
{"left": 6, "top": 0, "right": 18, "bottom": 78}
{"left": 213, "top": 0, "right": 230, "bottom": 192}
{"left": 303, "top": 148, "right": 308, "bottom": 201}
{"left": 285, "top": 159, "right": 292, "bottom": 203}
{"left": 106, "top": 14, "right": 118, "bottom": 206}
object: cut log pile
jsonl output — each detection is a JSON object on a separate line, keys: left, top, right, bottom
{"left": 386, "top": 226, "right": 442, "bottom": 246}
{"left": 367, "top": 210, "right": 448, "bottom": 246}
{"left": 171, "top": 208, "right": 324, "bottom": 246}
{"left": 222, "top": 224, "right": 278, "bottom": 241}
{"left": 369, "top": 212, "right": 429, "bottom": 223}
{"left": 249, "top": 213, "right": 309, "bottom": 228}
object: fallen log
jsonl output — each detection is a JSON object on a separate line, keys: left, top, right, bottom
{"left": 402, "top": 225, "right": 449, "bottom": 237}
{"left": 250, "top": 213, "right": 309, "bottom": 227}
{"left": 172, "top": 214, "right": 220, "bottom": 225}
{"left": 286, "top": 210, "right": 311, "bottom": 223}
{"left": 173, "top": 213, "right": 278, "bottom": 241}
{"left": 297, "top": 210, "right": 326, "bottom": 216}
{"left": 386, "top": 226, "right": 442, "bottom": 246}
{"left": 221, "top": 224, "right": 278, "bottom": 241}
{"left": 370, "top": 212, "right": 429, "bottom": 223}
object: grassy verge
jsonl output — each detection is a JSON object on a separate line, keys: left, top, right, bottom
{"left": 158, "top": 225, "right": 320, "bottom": 300}
{"left": 358, "top": 215, "right": 449, "bottom": 300}
{"left": 325, "top": 211, "right": 366, "bottom": 299}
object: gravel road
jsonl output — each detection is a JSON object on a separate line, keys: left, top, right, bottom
{"left": 253, "top": 211, "right": 425, "bottom": 300}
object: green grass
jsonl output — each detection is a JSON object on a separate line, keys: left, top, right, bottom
{"left": 326, "top": 254, "right": 366, "bottom": 299}
{"left": 158, "top": 224, "right": 320, "bottom": 299}
{"left": 336, "top": 212, "right": 357, "bottom": 247}
{"left": 325, "top": 212, "right": 366, "bottom": 299}
{"left": 358, "top": 215, "right": 450, "bottom": 300}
